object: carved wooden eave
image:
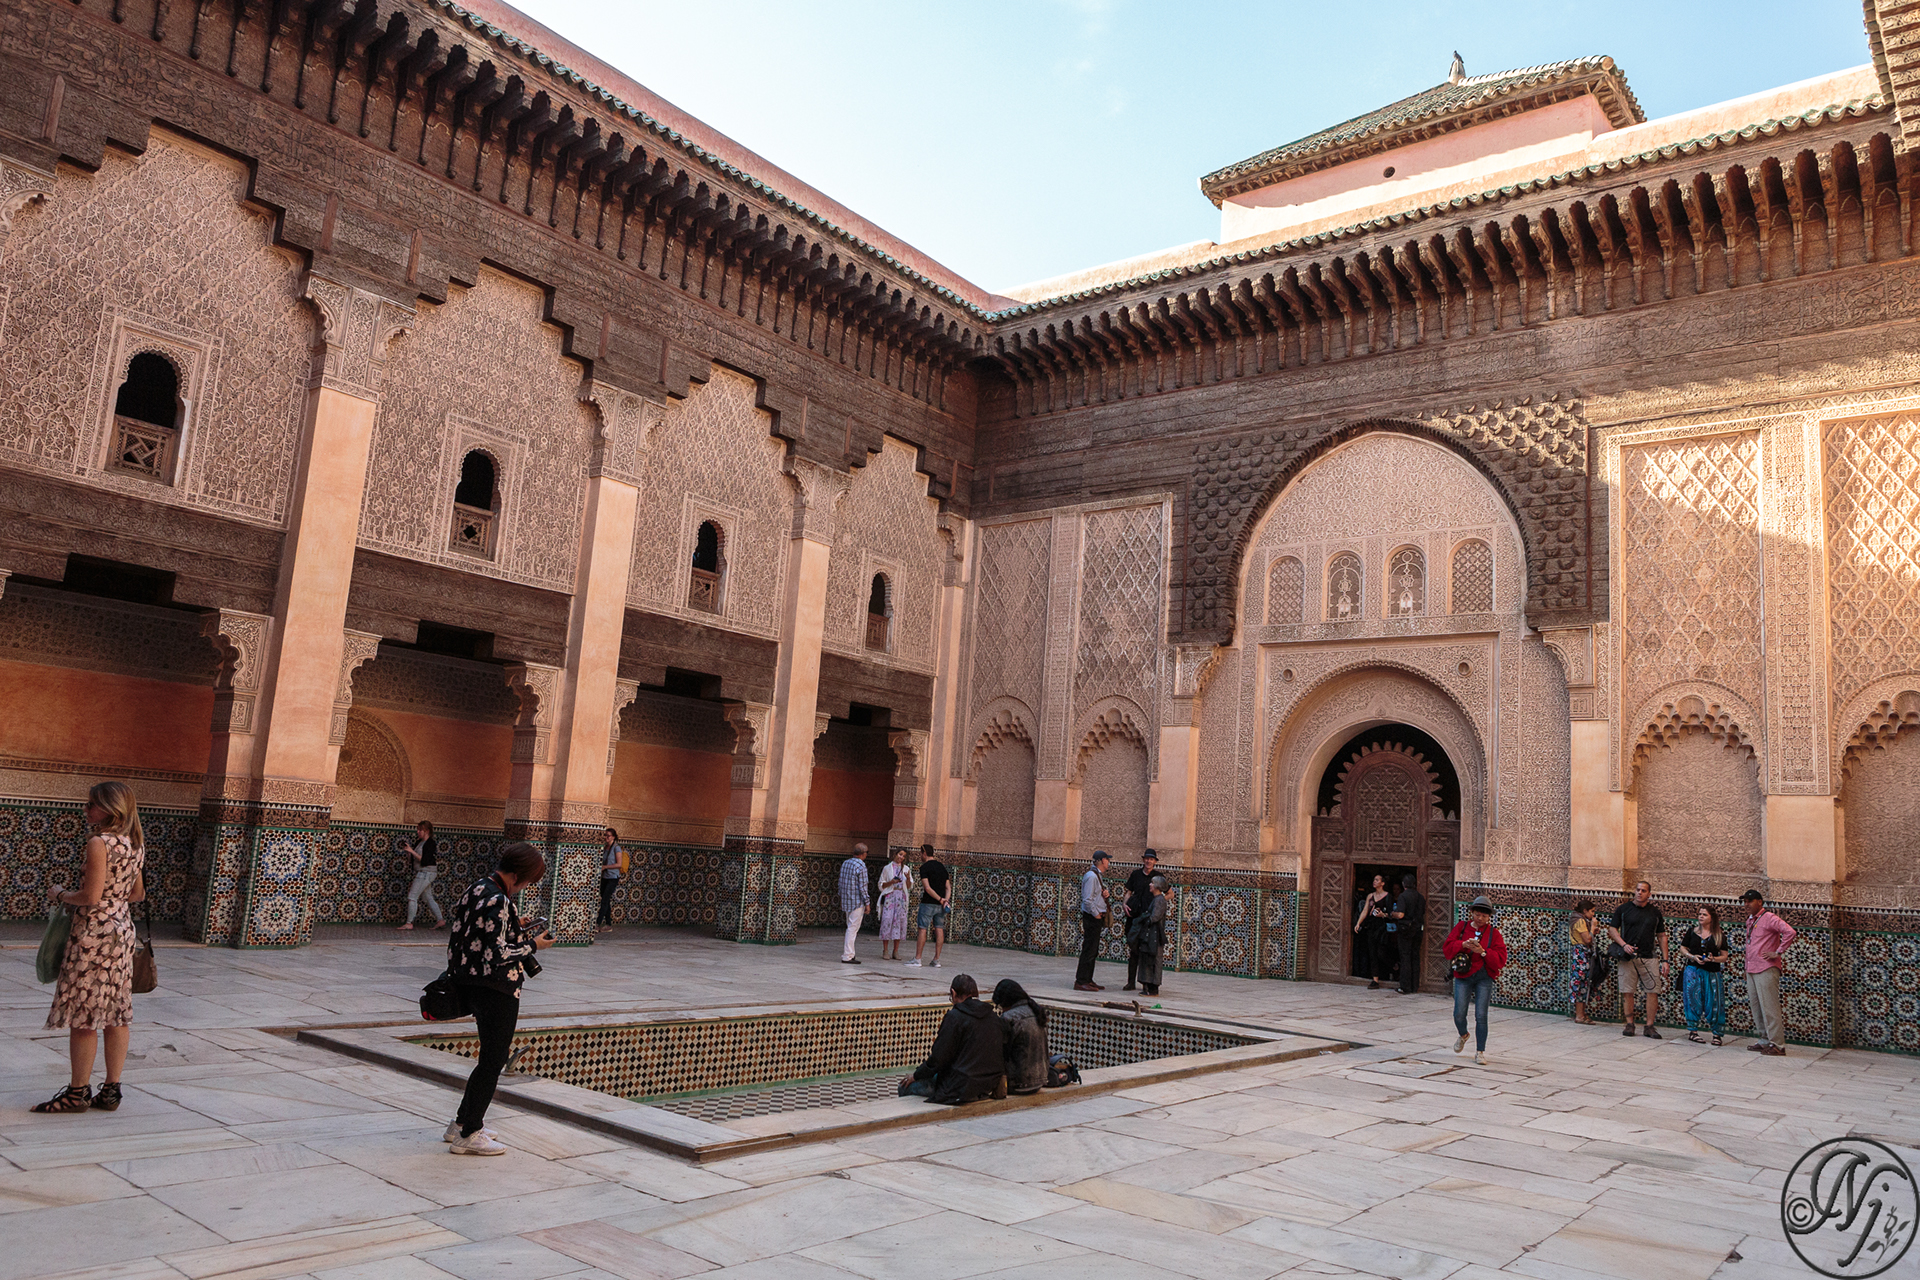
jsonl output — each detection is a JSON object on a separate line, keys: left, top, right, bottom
{"left": 1199, "top": 57, "right": 1646, "bottom": 208}
{"left": 1865, "top": 0, "right": 1920, "bottom": 147}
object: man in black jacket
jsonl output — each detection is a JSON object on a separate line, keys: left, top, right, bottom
{"left": 899, "top": 974, "right": 1008, "bottom": 1105}
{"left": 1391, "top": 874, "right": 1426, "bottom": 995}
{"left": 1122, "top": 850, "right": 1163, "bottom": 992}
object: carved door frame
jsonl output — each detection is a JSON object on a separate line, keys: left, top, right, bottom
{"left": 1308, "top": 744, "right": 1461, "bottom": 991}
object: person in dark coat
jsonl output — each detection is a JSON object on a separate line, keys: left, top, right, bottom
{"left": 1390, "top": 874, "right": 1426, "bottom": 994}
{"left": 993, "top": 978, "right": 1049, "bottom": 1095}
{"left": 1126, "top": 876, "right": 1169, "bottom": 995}
{"left": 1121, "top": 850, "right": 1162, "bottom": 991}
{"left": 900, "top": 973, "right": 1008, "bottom": 1104}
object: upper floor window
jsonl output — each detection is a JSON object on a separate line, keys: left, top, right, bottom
{"left": 866, "top": 572, "right": 892, "bottom": 652}
{"left": 449, "top": 450, "right": 498, "bottom": 559}
{"left": 689, "top": 520, "right": 725, "bottom": 613}
{"left": 1326, "top": 552, "right": 1363, "bottom": 622}
{"left": 1387, "top": 546, "right": 1425, "bottom": 617}
{"left": 108, "top": 352, "right": 183, "bottom": 483}
{"left": 1267, "top": 556, "right": 1303, "bottom": 625}
{"left": 1451, "top": 539, "right": 1493, "bottom": 613}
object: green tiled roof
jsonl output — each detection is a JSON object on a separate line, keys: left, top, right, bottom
{"left": 1199, "top": 56, "right": 1645, "bottom": 206}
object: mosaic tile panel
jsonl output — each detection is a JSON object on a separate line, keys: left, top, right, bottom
{"left": 0, "top": 798, "right": 196, "bottom": 923}
{"left": 419, "top": 1004, "right": 1257, "bottom": 1100}
{"left": 235, "top": 818, "right": 328, "bottom": 949}
{"left": 311, "top": 824, "right": 504, "bottom": 925}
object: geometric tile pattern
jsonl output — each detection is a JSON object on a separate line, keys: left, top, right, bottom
{"left": 0, "top": 798, "right": 197, "bottom": 922}
{"left": 417, "top": 1004, "right": 1257, "bottom": 1102}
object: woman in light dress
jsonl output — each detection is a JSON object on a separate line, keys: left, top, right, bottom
{"left": 877, "top": 847, "right": 912, "bottom": 960}
{"left": 33, "top": 781, "right": 147, "bottom": 1114}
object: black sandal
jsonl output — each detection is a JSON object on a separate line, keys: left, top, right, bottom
{"left": 1712, "top": 1034, "right": 1723, "bottom": 1047}
{"left": 31, "top": 1084, "right": 92, "bottom": 1113}
{"left": 91, "top": 1083, "right": 123, "bottom": 1111}
{"left": 1686, "top": 1031, "right": 1703, "bottom": 1043}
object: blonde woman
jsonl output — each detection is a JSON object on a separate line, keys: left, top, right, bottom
{"left": 33, "top": 781, "right": 147, "bottom": 1113}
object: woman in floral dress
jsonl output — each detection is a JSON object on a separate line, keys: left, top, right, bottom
{"left": 33, "top": 781, "right": 147, "bottom": 1113}
{"left": 1569, "top": 898, "right": 1599, "bottom": 1025}
{"left": 876, "top": 847, "right": 912, "bottom": 960}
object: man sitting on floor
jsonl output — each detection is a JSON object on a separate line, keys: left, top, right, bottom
{"left": 899, "top": 973, "right": 1008, "bottom": 1105}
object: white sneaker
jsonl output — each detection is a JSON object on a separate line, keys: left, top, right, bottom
{"left": 448, "top": 1130, "right": 508, "bottom": 1156}
{"left": 930, "top": 961, "right": 942, "bottom": 968}
{"left": 904, "top": 959, "right": 922, "bottom": 967}
{"left": 1454, "top": 1034, "right": 1468, "bottom": 1054}
{"left": 1474, "top": 1051, "right": 1486, "bottom": 1066}
{"left": 443, "top": 1121, "right": 495, "bottom": 1143}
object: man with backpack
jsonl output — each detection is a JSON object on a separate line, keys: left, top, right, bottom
{"left": 596, "top": 828, "right": 627, "bottom": 934}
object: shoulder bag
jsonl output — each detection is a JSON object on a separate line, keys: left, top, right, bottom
{"left": 36, "top": 904, "right": 71, "bottom": 984}
{"left": 132, "top": 887, "right": 158, "bottom": 995}
{"left": 420, "top": 970, "right": 469, "bottom": 1021}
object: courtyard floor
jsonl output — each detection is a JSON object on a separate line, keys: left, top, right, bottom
{"left": 1, "top": 924, "right": 1914, "bottom": 1280}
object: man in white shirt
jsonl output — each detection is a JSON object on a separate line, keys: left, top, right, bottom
{"left": 1074, "top": 851, "right": 1111, "bottom": 991}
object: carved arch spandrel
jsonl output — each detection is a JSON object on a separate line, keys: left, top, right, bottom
{"left": 1835, "top": 677, "right": 1920, "bottom": 788}
{"left": 1624, "top": 684, "right": 1763, "bottom": 794}
{"left": 1070, "top": 697, "right": 1153, "bottom": 784}
{"left": 965, "top": 701, "right": 1036, "bottom": 783}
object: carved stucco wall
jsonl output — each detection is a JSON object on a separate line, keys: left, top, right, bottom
{"left": 960, "top": 517, "right": 1051, "bottom": 769}
{"left": 1825, "top": 411, "right": 1920, "bottom": 757}
{"left": 973, "top": 737, "right": 1036, "bottom": 857}
{"left": 1634, "top": 729, "right": 1764, "bottom": 892}
{"left": 332, "top": 709, "right": 409, "bottom": 825}
{"left": 0, "top": 131, "right": 307, "bottom": 524}
{"left": 1078, "top": 736, "right": 1150, "bottom": 858}
{"left": 823, "top": 437, "right": 942, "bottom": 675}
{"left": 1844, "top": 727, "right": 1920, "bottom": 895}
{"left": 0, "top": 583, "right": 218, "bottom": 685}
{"left": 361, "top": 267, "right": 594, "bottom": 591}
{"left": 627, "top": 369, "right": 790, "bottom": 640}
{"left": 1236, "top": 433, "right": 1532, "bottom": 870}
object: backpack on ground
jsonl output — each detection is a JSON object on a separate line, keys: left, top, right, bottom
{"left": 1046, "top": 1053, "right": 1081, "bottom": 1088}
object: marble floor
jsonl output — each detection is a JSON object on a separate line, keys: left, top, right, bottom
{"left": 2, "top": 923, "right": 1915, "bottom": 1280}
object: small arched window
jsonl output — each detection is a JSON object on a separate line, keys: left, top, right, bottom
{"left": 1267, "top": 556, "right": 1303, "bottom": 625}
{"left": 108, "top": 352, "right": 182, "bottom": 482}
{"left": 866, "top": 572, "right": 892, "bottom": 651}
{"left": 688, "top": 520, "right": 724, "bottom": 613}
{"left": 449, "top": 450, "right": 498, "bottom": 559}
{"left": 1451, "top": 539, "right": 1494, "bottom": 613}
{"left": 1326, "top": 552, "right": 1363, "bottom": 622}
{"left": 1387, "top": 546, "right": 1425, "bottom": 617}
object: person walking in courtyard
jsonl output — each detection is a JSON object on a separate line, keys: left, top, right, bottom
{"left": 877, "top": 847, "right": 912, "bottom": 960}
{"left": 1608, "top": 880, "right": 1670, "bottom": 1037}
{"left": 596, "top": 827, "right": 625, "bottom": 934}
{"left": 398, "top": 819, "right": 445, "bottom": 930}
{"left": 1679, "top": 905, "right": 1730, "bottom": 1045}
{"left": 900, "top": 973, "right": 1008, "bottom": 1104}
{"left": 1074, "top": 851, "right": 1112, "bottom": 992}
{"left": 1127, "top": 875, "right": 1170, "bottom": 996}
{"left": 838, "top": 843, "right": 871, "bottom": 964}
{"left": 909, "top": 843, "right": 950, "bottom": 968}
{"left": 1444, "top": 895, "right": 1507, "bottom": 1065}
{"left": 1354, "top": 872, "right": 1394, "bottom": 990}
{"left": 1740, "top": 889, "right": 1797, "bottom": 1056}
{"left": 32, "top": 781, "right": 147, "bottom": 1115}
{"left": 994, "top": 978, "right": 1049, "bottom": 1094}
{"left": 1122, "top": 850, "right": 1163, "bottom": 991}
{"left": 444, "top": 841, "right": 554, "bottom": 1155}
{"left": 1569, "top": 898, "right": 1600, "bottom": 1024}
{"left": 1390, "top": 873, "right": 1425, "bottom": 994}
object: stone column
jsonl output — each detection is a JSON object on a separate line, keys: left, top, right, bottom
{"left": 887, "top": 729, "right": 932, "bottom": 851}
{"left": 924, "top": 514, "right": 971, "bottom": 846}
{"left": 1544, "top": 628, "right": 1625, "bottom": 891}
{"left": 189, "top": 276, "right": 413, "bottom": 948}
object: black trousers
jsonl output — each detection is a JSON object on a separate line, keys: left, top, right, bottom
{"left": 1075, "top": 912, "right": 1104, "bottom": 984}
{"left": 456, "top": 984, "right": 520, "bottom": 1136}
{"left": 596, "top": 876, "right": 619, "bottom": 926}
{"left": 1397, "top": 929, "right": 1422, "bottom": 994}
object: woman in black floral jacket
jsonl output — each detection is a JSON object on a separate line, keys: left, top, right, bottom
{"left": 445, "top": 841, "right": 553, "bottom": 1155}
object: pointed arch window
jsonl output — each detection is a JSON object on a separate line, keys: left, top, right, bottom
{"left": 689, "top": 520, "right": 725, "bottom": 613}
{"left": 1451, "top": 539, "right": 1493, "bottom": 613}
{"left": 1387, "top": 546, "right": 1425, "bottom": 617}
{"left": 1267, "top": 556, "right": 1303, "bottom": 625}
{"left": 449, "top": 450, "right": 498, "bottom": 559}
{"left": 108, "top": 352, "right": 183, "bottom": 482}
{"left": 866, "top": 572, "right": 892, "bottom": 651}
{"left": 1326, "top": 552, "right": 1364, "bottom": 622}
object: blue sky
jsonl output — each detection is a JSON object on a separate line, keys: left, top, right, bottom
{"left": 510, "top": 1, "right": 1874, "bottom": 291}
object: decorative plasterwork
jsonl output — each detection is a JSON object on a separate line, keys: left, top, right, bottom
{"left": 328, "top": 630, "right": 383, "bottom": 746}
{"left": 302, "top": 273, "right": 416, "bottom": 401}
{"left": 1541, "top": 626, "right": 1601, "bottom": 721}
{"left": 965, "top": 704, "right": 1035, "bottom": 784}
{"left": 581, "top": 380, "right": 662, "bottom": 487}
{"left": 503, "top": 662, "right": 563, "bottom": 766}
{"left": 1071, "top": 699, "right": 1153, "bottom": 784}
{"left": 0, "top": 160, "right": 52, "bottom": 267}
{"left": 888, "top": 728, "right": 931, "bottom": 812}
{"left": 199, "top": 608, "right": 273, "bottom": 735}
{"left": 723, "top": 702, "right": 774, "bottom": 791}
{"left": 608, "top": 678, "right": 640, "bottom": 774}
{"left": 1835, "top": 677, "right": 1920, "bottom": 784}
{"left": 1626, "top": 686, "right": 1762, "bottom": 791}
{"left": 785, "top": 456, "right": 853, "bottom": 544}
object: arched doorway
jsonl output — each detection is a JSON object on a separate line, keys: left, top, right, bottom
{"left": 1307, "top": 726, "right": 1460, "bottom": 990}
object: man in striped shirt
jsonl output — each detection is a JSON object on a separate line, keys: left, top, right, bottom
{"left": 839, "top": 844, "right": 872, "bottom": 964}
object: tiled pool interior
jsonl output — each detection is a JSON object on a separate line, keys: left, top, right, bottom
{"left": 418, "top": 1003, "right": 1258, "bottom": 1121}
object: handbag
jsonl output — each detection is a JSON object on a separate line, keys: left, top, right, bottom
{"left": 132, "top": 890, "right": 158, "bottom": 995}
{"left": 420, "top": 971, "right": 469, "bottom": 1021}
{"left": 36, "top": 904, "right": 71, "bottom": 984}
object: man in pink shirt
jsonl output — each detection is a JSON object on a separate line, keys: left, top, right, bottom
{"left": 1740, "top": 889, "right": 1796, "bottom": 1056}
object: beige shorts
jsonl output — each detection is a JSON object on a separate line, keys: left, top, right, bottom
{"left": 1617, "top": 957, "right": 1662, "bottom": 994}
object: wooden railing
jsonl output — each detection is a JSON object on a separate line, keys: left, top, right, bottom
{"left": 687, "top": 567, "right": 720, "bottom": 613}
{"left": 107, "top": 415, "right": 178, "bottom": 481}
{"left": 865, "top": 611, "right": 890, "bottom": 652}
{"left": 449, "top": 503, "right": 495, "bottom": 558}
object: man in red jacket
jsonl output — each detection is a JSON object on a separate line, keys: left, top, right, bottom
{"left": 1443, "top": 896, "right": 1507, "bottom": 1066}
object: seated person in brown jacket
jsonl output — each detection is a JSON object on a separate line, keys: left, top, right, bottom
{"left": 899, "top": 973, "right": 1008, "bottom": 1104}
